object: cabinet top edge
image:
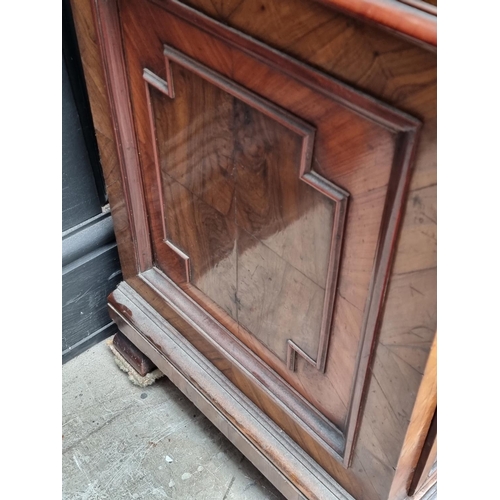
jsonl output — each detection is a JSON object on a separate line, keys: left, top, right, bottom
{"left": 312, "top": 0, "right": 437, "bottom": 47}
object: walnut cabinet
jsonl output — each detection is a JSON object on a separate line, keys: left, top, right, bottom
{"left": 70, "top": 0, "right": 437, "bottom": 498}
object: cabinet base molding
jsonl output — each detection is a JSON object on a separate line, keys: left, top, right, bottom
{"left": 108, "top": 282, "right": 354, "bottom": 500}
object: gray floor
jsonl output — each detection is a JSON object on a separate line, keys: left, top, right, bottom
{"left": 62, "top": 339, "right": 284, "bottom": 500}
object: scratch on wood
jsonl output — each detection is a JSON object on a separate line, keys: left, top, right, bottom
{"left": 409, "top": 285, "right": 425, "bottom": 297}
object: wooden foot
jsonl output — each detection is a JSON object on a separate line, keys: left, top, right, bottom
{"left": 112, "top": 331, "right": 156, "bottom": 376}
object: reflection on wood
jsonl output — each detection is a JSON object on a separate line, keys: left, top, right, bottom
{"left": 147, "top": 54, "right": 348, "bottom": 370}
{"left": 160, "top": 64, "right": 235, "bottom": 217}
{"left": 163, "top": 174, "right": 238, "bottom": 319}
{"left": 238, "top": 229, "right": 325, "bottom": 361}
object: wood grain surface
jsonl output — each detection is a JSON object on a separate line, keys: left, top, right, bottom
{"left": 145, "top": 50, "right": 350, "bottom": 372}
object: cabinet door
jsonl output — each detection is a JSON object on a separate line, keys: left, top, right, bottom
{"left": 105, "top": 0, "right": 421, "bottom": 489}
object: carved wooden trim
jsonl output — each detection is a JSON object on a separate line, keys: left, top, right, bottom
{"left": 91, "top": 0, "right": 152, "bottom": 272}
{"left": 108, "top": 282, "right": 355, "bottom": 500}
{"left": 163, "top": 45, "right": 315, "bottom": 139}
{"left": 165, "top": 240, "right": 191, "bottom": 281}
{"left": 295, "top": 170, "right": 349, "bottom": 373}
{"left": 343, "top": 128, "right": 421, "bottom": 466}
{"left": 143, "top": 68, "right": 170, "bottom": 96}
{"left": 143, "top": 72, "right": 166, "bottom": 239}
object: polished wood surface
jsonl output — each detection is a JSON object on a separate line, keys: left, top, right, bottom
{"left": 408, "top": 410, "right": 436, "bottom": 496}
{"left": 146, "top": 48, "right": 347, "bottom": 372}
{"left": 178, "top": 0, "right": 437, "bottom": 48}
{"left": 163, "top": 3, "right": 436, "bottom": 499}
{"left": 72, "top": 0, "right": 437, "bottom": 498}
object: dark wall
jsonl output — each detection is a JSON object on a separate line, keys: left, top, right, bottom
{"left": 62, "top": 0, "right": 122, "bottom": 363}
{"left": 62, "top": 57, "right": 102, "bottom": 230}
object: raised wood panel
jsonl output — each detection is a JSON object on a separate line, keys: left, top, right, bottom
{"left": 143, "top": 46, "right": 351, "bottom": 373}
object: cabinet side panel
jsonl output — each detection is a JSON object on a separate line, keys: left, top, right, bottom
{"left": 70, "top": 0, "right": 138, "bottom": 278}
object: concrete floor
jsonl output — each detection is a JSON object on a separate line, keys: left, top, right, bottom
{"left": 62, "top": 339, "right": 284, "bottom": 500}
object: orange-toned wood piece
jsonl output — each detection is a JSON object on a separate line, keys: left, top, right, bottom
{"left": 389, "top": 335, "right": 437, "bottom": 499}
{"left": 408, "top": 410, "right": 436, "bottom": 496}
{"left": 312, "top": 0, "right": 436, "bottom": 46}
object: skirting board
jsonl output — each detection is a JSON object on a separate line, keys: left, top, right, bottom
{"left": 62, "top": 321, "right": 117, "bottom": 364}
{"left": 108, "top": 281, "right": 354, "bottom": 500}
